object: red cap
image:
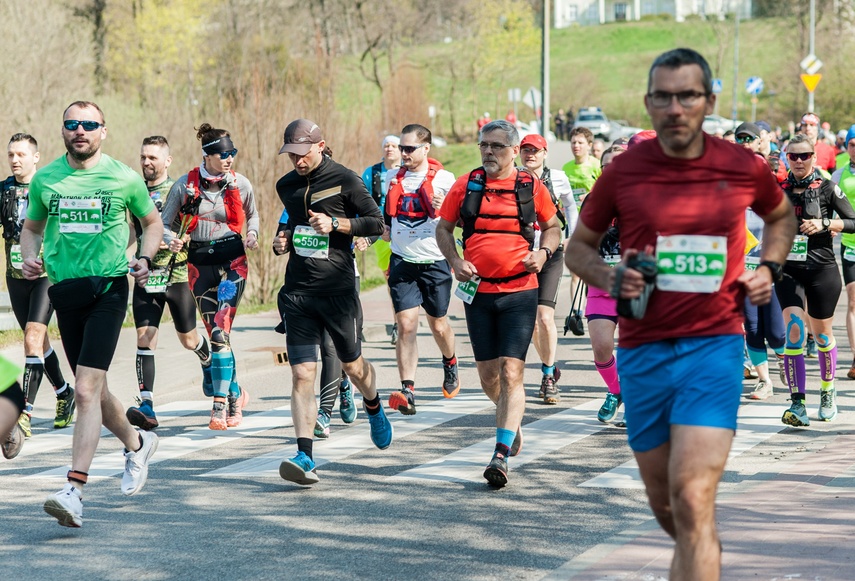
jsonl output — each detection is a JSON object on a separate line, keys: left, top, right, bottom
{"left": 520, "top": 134, "right": 548, "bottom": 150}
{"left": 628, "top": 130, "right": 657, "bottom": 149}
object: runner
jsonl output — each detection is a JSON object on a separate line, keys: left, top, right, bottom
{"left": 566, "top": 49, "right": 795, "bottom": 579}
{"left": 777, "top": 133, "right": 855, "bottom": 425}
{"left": 436, "top": 119, "right": 562, "bottom": 488}
{"left": 22, "top": 101, "right": 162, "bottom": 527}
{"left": 517, "top": 133, "right": 577, "bottom": 404}
{"left": 2, "top": 133, "right": 75, "bottom": 438}
{"left": 383, "top": 124, "right": 459, "bottom": 415}
{"left": 274, "top": 119, "right": 392, "bottom": 485}
{"left": 361, "top": 135, "right": 401, "bottom": 344}
{"left": 831, "top": 125, "right": 855, "bottom": 379}
{"left": 160, "top": 123, "right": 258, "bottom": 431}
{"left": 800, "top": 113, "right": 837, "bottom": 173}
{"left": 0, "top": 356, "right": 25, "bottom": 460}
{"left": 125, "top": 136, "right": 212, "bottom": 430}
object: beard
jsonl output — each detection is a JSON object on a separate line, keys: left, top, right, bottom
{"left": 64, "top": 137, "right": 99, "bottom": 163}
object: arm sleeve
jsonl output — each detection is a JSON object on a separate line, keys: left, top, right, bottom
{"left": 160, "top": 177, "right": 186, "bottom": 243}
{"left": 238, "top": 176, "right": 260, "bottom": 235}
{"left": 552, "top": 170, "right": 579, "bottom": 233}
{"left": 346, "top": 172, "right": 384, "bottom": 237}
{"left": 831, "top": 184, "right": 855, "bottom": 233}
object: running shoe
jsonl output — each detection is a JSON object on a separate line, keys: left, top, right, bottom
{"left": 390, "top": 323, "right": 398, "bottom": 346}
{"left": 126, "top": 399, "right": 159, "bottom": 430}
{"left": 121, "top": 430, "right": 159, "bottom": 496}
{"left": 43, "top": 483, "right": 83, "bottom": 528}
{"left": 209, "top": 401, "right": 227, "bottom": 431}
{"left": 201, "top": 362, "right": 214, "bottom": 397}
{"left": 54, "top": 387, "right": 76, "bottom": 429}
{"left": 17, "top": 412, "right": 31, "bottom": 438}
{"left": 365, "top": 403, "right": 393, "bottom": 449}
{"left": 541, "top": 375, "right": 560, "bottom": 404}
{"left": 279, "top": 451, "right": 320, "bottom": 485}
{"left": 743, "top": 362, "right": 758, "bottom": 380}
{"left": 745, "top": 380, "right": 773, "bottom": 401}
{"left": 848, "top": 360, "right": 855, "bottom": 380}
{"left": 538, "top": 367, "right": 561, "bottom": 398}
{"left": 339, "top": 377, "right": 357, "bottom": 423}
{"left": 782, "top": 400, "right": 810, "bottom": 427}
{"left": 819, "top": 388, "right": 838, "bottom": 421}
{"left": 388, "top": 387, "right": 416, "bottom": 415}
{"left": 442, "top": 361, "right": 460, "bottom": 398}
{"left": 805, "top": 336, "right": 817, "bottom": 358}
{"left": 1, "top": 422, "right": 24, "bottom": 459}
{"left": 510, "top": 427, "right": 523, "bottom": 457}
{"left": 226, "top": 388, "right": 250, "bottom": 428}
{"left": 484, "top": 451, "right": 509, "bottom": 488}
{"left": 597, "top": 393, "right": 622, "bottom": 423}
{"left": 314, "top": 409, "right": 331, "bottom": 439}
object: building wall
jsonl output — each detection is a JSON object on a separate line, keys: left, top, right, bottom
{"left": 554, "top": 0, "right": 751, "bottom": 27}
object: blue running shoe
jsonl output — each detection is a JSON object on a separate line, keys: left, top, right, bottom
{"left": 597, "top": 393, "right": 622, "bottom": 423}
{"left": 279, "top": 451, "right": 320, "bottom": 485}
{"left": 782, "top": 400, "right": 810, "bottom": 427}
{"left": 339, "top": 377, "right": 357, "bottom": 424}
{"left": 314, "top": 410, "right": 331, "bottom": 439}
{"left": 126, "top": 399, "right": 159, "bottom": 430}
{"left": 202, "top": 363, "right": 214, "bottom": 397}
{"left": 365, "top": 403, "right": 393, "bottom": 450}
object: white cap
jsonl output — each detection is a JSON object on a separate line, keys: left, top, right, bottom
{"left": 382, "top": 135, "right": 400, "bottom": 147}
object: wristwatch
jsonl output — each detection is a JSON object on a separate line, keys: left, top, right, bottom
{"left": 758, "top": 260, "right": 783, "bottom": 283}
{"left": 822, "top": 217, "right": 831, "bottom": 230}
{"left": 138, "top": 255, "right": 152, "bottom": 270}
{"left": 541, "top": 247, "right": 553, "bottom": 261}
{"left": 331, "top": 216, "right": 340, "bottom": 232}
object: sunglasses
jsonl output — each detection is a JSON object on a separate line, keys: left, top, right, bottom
{"left": 735, "top": 134, "right": 757, "bottom": 144}
{"left": 215, "top": 149, "right": 238, "bottom": 160}
{"left": 398, "top": 144, "right": 426, "bottom": 155}
{"left": 787, "top": 152, "right": 814, "bottom": 161}
{"left": 479, "top": 142, "right": 512, "bottom": 151}
{"left": 63, "top": 120, "right": 103, "bottom": 132}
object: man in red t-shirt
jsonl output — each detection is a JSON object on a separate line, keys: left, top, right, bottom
{"left": 436, "top": 119, "right": 561, "bottom": 488}
{"left": 801, "top": 112, "right": 837, "bottom": 172}
{"left": 566, "top": 49, "right": 796, "bottom": 579}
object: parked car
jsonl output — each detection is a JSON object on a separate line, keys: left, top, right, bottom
{"left": 518, "top": 121, "right": 556, "bottom": 142}
{"left": 573, "top": 107, "right": 612, "bottom": 140}
{"left": 608, "top": 120, "right": 644, "bottom": 141}
{"left": 702, "top": 114, "right": 742, "bottom": 135}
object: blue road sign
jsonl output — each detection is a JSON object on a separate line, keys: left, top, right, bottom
{"left": 745, "top": 77, "right": 764, "bottom": 95}
{"left": 712, "top": 78, "right": 723, "bottom": 94}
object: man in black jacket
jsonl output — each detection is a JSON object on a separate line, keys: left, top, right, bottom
{"left": 273, "top": 119, "right": 393, "bottom": 485}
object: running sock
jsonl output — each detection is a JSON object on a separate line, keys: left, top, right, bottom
{"left": 43, "top": 348, "right": 67, "bottom": 392}
{"left": 541, "top": 363, "right": 556, "bottom": 377}
{"left": 746, "top": 346, "right": 769, "bottom": 368}
{"left": 136, "top": 348, "right": 155, "bottom": 400}
{"left": 363, "top": 394, "right": 382, "bottom": 415}
{"left": 496, "top": 428, "right": 515, "bottom": 455}
{"left": 595, "top": 355, "right": 621, "bottom": 395}
{"left": 194, "top": 335, "right": 211, "bottom": 363}
{"left": 297, "top": 437, "right": 313, "bottom": 460}
{"left": 817, "top": 337, "right": 837, "bottom": 390}
{"left": 401, "top": 380, "right": 415, "bottom": 392}
{"left": 210, "top": 351, "right": 233, "bottom": 398}
{"left": 442, "top": 354, "right": 457, "bottom": 367}
{"left": 22, "top": 356, "right": 45, "bottom": 405}
{"left": 783, "top": 348, "right": 806, "bottom": 396}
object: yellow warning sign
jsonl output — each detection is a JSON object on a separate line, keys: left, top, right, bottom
{"left": 745, "top": 227, "right": 759, "bottom": 255}
{"left": 801, "top": 73, "right": 822, "bottom": 93}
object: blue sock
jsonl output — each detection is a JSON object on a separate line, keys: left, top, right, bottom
{"left": 542, "top": 364, "right": 555, "bottom": 376}
{"left": 496, "top": 428, "right": 515, "bottom": 450}
{"left": 210, "top": 351, "right": 233, "bottom": 398}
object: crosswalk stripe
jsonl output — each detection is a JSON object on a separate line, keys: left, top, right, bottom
{"left": 389, "top": 399, "right": 609, "bottom": 484}
{"left": 578, "top": 402, "right": 786, "bottom": 489}
{"left": 0, "top": 400, "right": 211, "bottom": 469}
{"left": 26, "top": 406, "right": 293, "bottom": 480}
{"left": 203, "top": 394, "right": 494, "bottom": 478}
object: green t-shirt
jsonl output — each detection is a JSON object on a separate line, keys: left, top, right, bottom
{"left": 561, "top": 157, "right": 602, "bottom": 207}
{"left": 0, "top": 354, "right": 21, "bottom": 394}
{"left": 27, "top": 154, "right": 154, "bottom": 283}
{"left": 838, "top": 165, "right": 855, "bottom": 249}
{"left": 144, "top": 177, "right": 188, "bottom": 284}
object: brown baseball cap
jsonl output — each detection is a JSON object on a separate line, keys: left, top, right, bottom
{"left": 279, "top": 119, "right": 323, "bottom": 156}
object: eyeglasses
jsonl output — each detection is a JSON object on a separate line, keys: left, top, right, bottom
{"left": 787, "top": 151, "right": 814, "bottom": 161}
{"left": 216, "top": 149, "right": 238, "bottom": 160}
{"left": 520, "top": 147, "right": 543, "bottom": 155}
{"left": 398, "top": 144, "right": 426, "bottom": 155}
{"left": 479, "top": 142, "right": 512, "bottom": 151}
{"left": 735, "top": 134, "right": 758, "bottom": 144}
{"left": 646, "top": 91, "right": 709, "bottom": 109}
{"left": 63, "top": 120, "right": 103, "bottom": 132}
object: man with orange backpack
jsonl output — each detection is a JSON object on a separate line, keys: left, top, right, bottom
{"left": 382, "top": 124, "right": 460, "bottom": 416}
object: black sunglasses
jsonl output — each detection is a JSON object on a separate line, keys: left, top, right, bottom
{"left": 787, "top": 152, "right": 813, "bottom": 161}
{"left": 398, "top": 144, "right": 426, "bottom": 155}
{"left": 63, "top": 120, "right": 103, "bottom": 132}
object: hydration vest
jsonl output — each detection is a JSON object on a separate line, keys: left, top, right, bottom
{"left": 181, "top": 168, "right": 245, "bottom": 235}
{"left": 370, "top": 162, "right": 385, "bottom": 207}
{"left": 0, "top": 177, "right": 20, "bottom": 241}
{"left": 460, "top": 167, "right": 537, "bottom": 251}
{"left": 385, "top": 158, "right": 444, "bottom": 220}
{"left": 540, "top": 167, "right": 566, "bottom": 229}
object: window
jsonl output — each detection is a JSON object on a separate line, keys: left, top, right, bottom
{"left": 615, "top": 3, "right": 628, "bottom": 21}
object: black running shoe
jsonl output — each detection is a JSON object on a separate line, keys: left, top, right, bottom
{"left": 484, "top": 452, "right": 509, "bottom": 488}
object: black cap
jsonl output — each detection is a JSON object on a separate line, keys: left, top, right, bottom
{"left": 735, "top": 122, "right": 760, "bottom": 139}
{"left": 279, "top": 119, "right": 323, "bottom": 156}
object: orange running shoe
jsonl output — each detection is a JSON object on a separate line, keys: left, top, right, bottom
{"left": 388, "top": 388, "right": 416, "bottom": 415}
{"left": 226, "top": 388, "right": 250, "bottom": 428}
{"left": 209, "top": 401, "right": 227, "bottom": 430}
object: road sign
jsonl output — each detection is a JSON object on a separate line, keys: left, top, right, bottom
{"left": 745, "top": 77, "right": 764, "bottom": 95}
{"left": 800, "top": 54, "right": 823, "bottom": 75}
{"left": 712, "top": 78, "right": 723, "bottom": 94}
{"left": 801, "top": 73, "right": 822, "bottom": 93}
{"left": 522, "top": 86, "right": 542, "bottom": 110}
{"left": 508, "top": 88, "right": 521, "bottom": 103}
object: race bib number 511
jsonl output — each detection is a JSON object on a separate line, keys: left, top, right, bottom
{"left": 59, "top": 198, "right": 102, "bottom": 234}
{"left": 655, "top": 234, "right": 727, "bottom": 293}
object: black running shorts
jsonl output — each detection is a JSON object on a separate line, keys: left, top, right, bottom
{"left": 279, "top": 289, "right": 363, "bottom": 365}
{"left": 463, "top": 288, "right": 538, "bottom": 361}
{"left": 132, "top": 281, "right": 197, "bottom": 334}
{"left": 776, "top": 265, "right": 841, "bottom": 320}
{"left": 7, "top": 276, "right": 53, "bottom": 328}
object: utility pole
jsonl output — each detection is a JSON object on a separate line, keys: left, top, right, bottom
{"left": 730, "top": 0, "right": 739, "bottom": 122}
{"left": 541, "top": 0, "right": 550, "bottom": 137}
{"left": 808, "top": 0, "right": 816, "bottom": 112}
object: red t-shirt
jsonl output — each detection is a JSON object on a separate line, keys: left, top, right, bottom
{"left": 579, "top": 135, "right": 784, "bottom": 348}
{"left": 815, "top": 141, "right": 837, "bottom": 172}
{"left": 441, "top": 169, "right": 557, "bottom": 293}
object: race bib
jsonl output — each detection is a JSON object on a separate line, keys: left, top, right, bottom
{"left": 787, "top": 235, "right": 808, "bottom": 262}
{"left": 844, "top": 245, "right": 855, "bottom": 262}
{"left": 744, "top": 255, "right": 760, "bottom": 271}
{"left": 292, "top": 225, "right": 329, "bottom": 259}
{"left": 9, "top": 244, "right": 22, "bottom": 270}
{"left": 655, "top": 234, "right": 727, "bottom": 293}
{"left": 454, "top": 276, "right": 480, "bottom": 305}
{"left": 394, "top": 224, "right": 431, "bottom": 242}
{"left": 58, "top": 198, "right": 102, "bottom": 234}
{"left": 603, "top": 254, "right": 621, "bottom": 267}
{"left": 145, "top": 267, "right": 169, "bottom": 294}
{"left": 571, "top": 188, "right": 586, "bottom": 208}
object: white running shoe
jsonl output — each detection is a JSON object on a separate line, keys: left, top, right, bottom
{"left": 819, "top": 388, "right": 838, "bottom": 421}
{"left": 121, "top": 430, "right": 159, "bottom": 496}
{"left": 44, "top": 483, "right": 83, "bottom": 528}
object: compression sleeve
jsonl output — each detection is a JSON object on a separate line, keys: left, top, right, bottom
{"left": 160, "top": 175, "right": 187, "bottom": 244}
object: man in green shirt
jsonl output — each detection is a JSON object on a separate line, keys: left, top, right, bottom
{"left": 561, "top": 126, "right": 602, "bottom": 209}
{"left": 21, "top": 101, "right": 163, "bottom": 528}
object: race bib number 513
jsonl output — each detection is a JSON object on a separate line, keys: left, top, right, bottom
{"left": 655, "top": 235, "right": 727, "bottom": 293}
